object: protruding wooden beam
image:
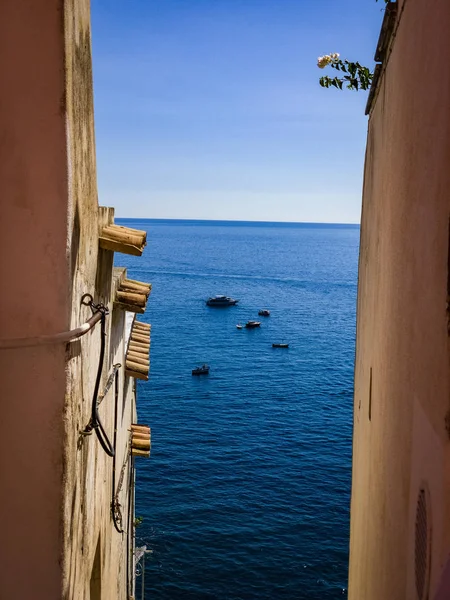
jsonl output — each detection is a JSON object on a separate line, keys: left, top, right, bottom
{"left": 131, "top": 431, "right": 150, "bottom": 441}
{"left": 126, "top": 353, "right": 150, "bottom": 366}
{"left": 132, "top": 438, "right": 151, "bottom": 451}
{"left": 131, "top": 424, "right": 150, "bottom": 433}
{"left": 132, "top": 449, "right": 150, "bottom": 458}
{"left": 126, "top": 360, "right": 148, "bottom": 374}
{"left": 102, "top": 226, "right": 144, "bottom": 246}
{"left": 133, "top": 321, "right": 151, "bottom": 331}
{"left": 100, "top": 238, "right": 144, "bottom": 256}
{"left": 108, "top": 224, "right": 147, "bottom": 237}
{"left": 120, "top": 280, "right": 151, "bottom": 296}
{"left": 99, "top": 224, "right": 147, "bottom": 256}
{"left": 125, "top": 369, "right": 148, "bottom": 381}
{"left": 127, "top": 348, "right": 149, "bottom": 359}
{"left": 130, "top": 335, "right": 149, "bottom": 344}
{"left": 128, "top": 345, "right": 150, "bottom": 356}
{"left": 126, "top": 278, "right": 151, "bottom": 290}
{"left": 116, "top": 291, "right": 147, "bottom": 307}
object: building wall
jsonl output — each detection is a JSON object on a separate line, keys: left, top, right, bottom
{"left": 349, "top": 0, "right": 450, "bottom": 598}
{"left": 62, "top": 248, "right": 137, "bottom": 599}
{"left": 0, "top": 2, "right": 69, "bottom": 598}
{"left": 62, "top": 2, "right": 143, "bottom": 593}
{"left": 0, "top": 2, "right": 142, "bottom": 599}
{"left": 61, "top": 1, "right": 140, "bottom": 597}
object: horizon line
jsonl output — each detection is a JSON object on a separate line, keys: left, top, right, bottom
{"left": 115, "top": 217, "right": 360, "bottom": 226}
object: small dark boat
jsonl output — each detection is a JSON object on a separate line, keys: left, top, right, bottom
{"left": 245, "top": 321, "right": 261, "bottom": 329}
{"left": 272, "top": 343, "right": 289, "bottom": 348}
{"left": 192, "top": 364, "right": 210, "bottom": 375}
{"left": 258, "top": 309, "right": 270, "bottom": 317}
{"left": 206, "top": 295, "right": 239, "bottom": 307}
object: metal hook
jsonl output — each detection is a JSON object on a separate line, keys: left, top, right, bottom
{"left": 81, "top": 293, "right": 94, "bottom": 307}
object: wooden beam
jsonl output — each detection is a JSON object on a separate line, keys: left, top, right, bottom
{"left": 125, "top": 369, "right": 148, "bottom": 381}
{"left": 130, "top": 333, "right": 150, "bottom": 344}
{"left": 132, "top": 438, "right": 151, "bottom": 451}
{"left": 116, "top": 291, "right": 147, "bottom": 307}
{"left": 130, "top": 342, "right": 149, "bottom": 353}
{"left": 126, "top": 353, "right": 150, "bottom": 366}
{"left": 99, "top": 237, "right": 144, "bottom": 256}
{"left": 120, "top": 280, "right": 151, "bottom": 296}
{"left": 131, "top": 431, "right": 150, "bottom": 440}
{"left": 131, "top": 424, "right": 151, "bottom": 432}
{"left": 133, "top": 321, "right": 151, "bottom": 330}
{"left": 132, "top": 449, "right": 150, "bottom": 458}
{"left": 108, "top": 223, "right": 147, "bottom": 237}
{"left": 126, "top": 278, "right": 151, "bottom": 290}
{"left": 102, "top": 226, "right": 145, "bottom": 247}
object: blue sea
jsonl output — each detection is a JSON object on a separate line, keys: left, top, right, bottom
{"left": 116, "top": 219, "right": 359, "bottom": 600}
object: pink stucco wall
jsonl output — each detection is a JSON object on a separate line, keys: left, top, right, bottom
{"left": 349, "top": 0, "right": 450, "bottom": 598}
{"left": 0, "top": 3, "right": 140, "bottom": 598}
{"left": 0, "top": 1, "right": 69, "bottom": 598}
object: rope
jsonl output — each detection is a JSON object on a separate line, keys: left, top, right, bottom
{"left": 112, "top": 446, "right": 130, "bottom": 533}
{"left": 126, "top": 454, "right": 135, "bottom": 597}
{"left": 111, "top": 365, "right": 129, "bottom": 534}
{"left": 98, "top": 364, "right": 121, "bottom": 408}
{"left": 81, "top": 296, "right": 115, "bottom": 457}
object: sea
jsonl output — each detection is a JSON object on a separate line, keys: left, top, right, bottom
{"left": 116, "top": 219, "right": 360, "bottom": 600}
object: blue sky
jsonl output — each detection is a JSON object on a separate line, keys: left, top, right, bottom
{"left": 91, "top": 0, "right": 384, "bottom": 223}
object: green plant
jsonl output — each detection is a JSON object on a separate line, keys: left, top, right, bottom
{"left": 134, "top": 516, "right": 144, "bottom": 528}
{"left": 318, "top": 55, "right": 373, "bottom": 91}
{"left": 317, "top": 0, "right": 390, "bottom": 92}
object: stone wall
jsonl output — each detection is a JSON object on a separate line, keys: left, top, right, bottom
{"left": 349, "top": 0, "right": 450, "bottom": 598}
{"left": 62, "top": 250, "right": 138, "bottom": 599}
{"left": 63, "top": 3, "right": 141, "bottom": 598}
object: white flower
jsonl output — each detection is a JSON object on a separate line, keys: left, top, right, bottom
{"left": 317, "top": 55, "right": 331, "bottom": 69}
{"left": 317, "top": 53, "right": 340, "bottom": 69}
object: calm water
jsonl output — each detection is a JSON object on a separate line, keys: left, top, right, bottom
{"left": 117, "top": 219, "right": 359, "bottom": 600}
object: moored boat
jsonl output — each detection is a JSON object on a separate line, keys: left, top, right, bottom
{"left": 272, "top": 343, "right": 289, "bottom": 348}
{"left": 192, "top": 364, "right": 210, "bottom": 375}
{"left": 206, "top": 295, "right": 239, "bottom": 307}
{"left": 258, "top": 309, "right": 270, "bottom": 316}
{"left": 236, "top": 324, "right": 243, "bottom": 329}
{"left": 245, "top": 321, "right": 261, "bottom": 329}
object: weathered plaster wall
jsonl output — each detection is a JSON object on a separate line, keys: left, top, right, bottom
{"left": 62, "top": 2, "right": 137, "bottom": 598}
{"left": 0, "top": 2, "right": 139, "bottom": 598}
{"left": 63, "top": 245, "right": 137, "bottom": 599}
{"left": 0, "top": 2, "right": 69, "bottom": 598}
{"left": 64, "top": 0, "right": 99, "bottom": 323}
{"left": 349, "top": 0, "right": 450, "bottom": 598}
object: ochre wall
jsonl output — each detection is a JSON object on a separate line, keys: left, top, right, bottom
{"left": 62, "top": 4, "right": 139, "bottom": 596}
{"left": 63, "top": 248, "right": 137, "bottom": 600}
{"left": 349, "top": 0, "right": 450, "bottom": 598}
{"left": 61, "top": 2, "right": 138, "bottom": 598}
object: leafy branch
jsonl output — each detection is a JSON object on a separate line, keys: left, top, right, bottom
{"left": 317, "top": 0, "right": 389, "bottom": 92}
{"left": 318, "top": 56, "right": 373, "bottom": 91}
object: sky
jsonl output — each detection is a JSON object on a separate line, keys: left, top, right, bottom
{"left": 91, "top": 0, "right": 384, "bottom": 223}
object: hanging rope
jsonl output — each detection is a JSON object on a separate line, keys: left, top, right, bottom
{"left": 111, "top": 366, "right": 129, "bottom": 534}
{"left": 98, "top": 364, "right": 121, "bottom": 407}
{"left": 112, "top": 445, "right": 130, "bottom": 533}
{"left": 81, "top": 295, "right": 115, "bottom": 457}
{"left": 126, "top": 452, "right": 135, "bottom": 597}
